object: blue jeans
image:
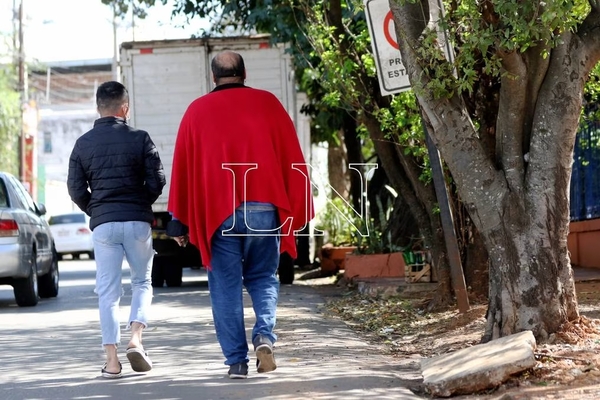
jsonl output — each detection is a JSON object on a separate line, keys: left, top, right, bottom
{"left": 208, "top": 202, "right": 281, "bottom": 366}
{"left": 92, "top": 221, "right": 154, "bottom": 346}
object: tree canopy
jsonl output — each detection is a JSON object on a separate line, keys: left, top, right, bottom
{"left": 0, "top": 62, "right": 20, "bottom": 176}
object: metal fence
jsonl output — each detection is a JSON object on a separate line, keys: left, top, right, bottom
{"left": 570, "top": 118, "right": 600, "bottom": 221}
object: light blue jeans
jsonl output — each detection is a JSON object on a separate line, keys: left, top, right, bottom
{"left": 92, "top": 221, "right": 154, "bottom": 346}
{"left": 208, "top": 202, "right": 281, "bottom": 366}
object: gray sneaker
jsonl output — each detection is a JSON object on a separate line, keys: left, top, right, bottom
{"left": 228, "top": 362, "right": 248, "bottom": 379}
{"left": 253, "top": 335, "right": 277, "bottom": 373}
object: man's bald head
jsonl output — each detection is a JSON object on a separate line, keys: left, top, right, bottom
{"left": 211, "top": 51, "right": 246, "bottom": 86}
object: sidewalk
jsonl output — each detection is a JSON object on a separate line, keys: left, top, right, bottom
{"left": 573, "top": 266, "right": 600, "bottom": 282}
{"left": 136, "top": 282, "right": 425, "bottom": 399}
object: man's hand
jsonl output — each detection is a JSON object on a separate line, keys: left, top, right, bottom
{"left": 174, "top": 235, "right": 189, "bottom": 247}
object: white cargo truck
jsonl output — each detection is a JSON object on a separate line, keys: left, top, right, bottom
{"left": 119, "top": 35, "right": 309, "bottom": 287}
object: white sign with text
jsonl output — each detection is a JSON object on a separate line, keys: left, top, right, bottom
{"left": 364, "top": 0, "right": 454, "bottom": 96}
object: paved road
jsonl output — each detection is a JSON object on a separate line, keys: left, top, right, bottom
{"left": 0, "top": 259, "right": 421, "bottom": 400}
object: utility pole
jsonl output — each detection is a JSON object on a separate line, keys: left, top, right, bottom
{"left": 112, "top": 3, "right": 118, "bottom": 81}
{"left": 131, "top": 1, "right": 136, "bottom": 41}
{"left": 12, "top": 0, "right": 17, "bottom": 61}
{"left": 17, "top": 0, "right": 26, "bottom": 183}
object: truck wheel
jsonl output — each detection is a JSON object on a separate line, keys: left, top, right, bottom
{"left": 151, "top": 258, "right": 166, "bottom": 288}
{"left": 278, "top": 252, "right": 295, "bottom": 285}
{"left": 14, "top": 253, "right": 39, "bottom": 307}
{"left": 39, "top": 249, "right": 59, "bottom": 298}
{"left": 165, "top": 265, "right": 183, "bottom": 287}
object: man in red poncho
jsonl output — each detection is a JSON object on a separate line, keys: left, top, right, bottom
{"left": 168, "top": 50, "right": 313, "bottom": 379}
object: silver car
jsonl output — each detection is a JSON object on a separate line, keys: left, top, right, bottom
{"left": 0, "top": 172, "right": 59, "bottom": 306}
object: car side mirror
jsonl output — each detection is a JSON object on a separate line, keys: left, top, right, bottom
{"left": 37, "top": 203, "right": 47, "bottom": 216}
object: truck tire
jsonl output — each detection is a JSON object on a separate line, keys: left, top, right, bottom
{"left": 278, "top": 252, "right": 295, "bottom": 285}
{"left": 14, "top": 253, "right": 39, "bottom": 307}
{"left": 165, "top": 265, "right": 183, "bottom": 287}
{"left": 151, "top": 258, "right": 166, "bottom": 288}
{"left": 39, "top": 249, "right": 59, "bottom": 298}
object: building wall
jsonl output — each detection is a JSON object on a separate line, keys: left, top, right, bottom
{"left": 568, "top": 219, "right": 600, "bottom": 269}
{"left": 37, "top": 105, "right": 97, "bottom": 216}
{"left": 30, "top": 62, "right": 111, "bottom": 217}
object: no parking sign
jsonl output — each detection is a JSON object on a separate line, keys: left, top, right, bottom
{"left": 364, "top": 0, "right": 454, "bottom": 96}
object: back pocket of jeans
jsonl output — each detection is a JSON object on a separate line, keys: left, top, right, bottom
{"left": 132, "top": 222, "right": 151, "bottom": 242}
{"left": 244, "top": 210, "right": 279, "bottom": 232}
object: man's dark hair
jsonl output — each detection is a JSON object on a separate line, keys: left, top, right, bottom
{"left": 211, "top": 52, "right": 245, "bottom": 80}
{"left": 96, "top": 81, "right": 129, "bottom": 112}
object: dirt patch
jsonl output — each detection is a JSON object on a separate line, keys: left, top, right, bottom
{"left": 313, "top": 278, "right": 600, "bottom": 399}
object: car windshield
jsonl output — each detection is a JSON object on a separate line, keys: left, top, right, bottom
{"left": 48, "top": 213, "right": 86, "bottom": 225}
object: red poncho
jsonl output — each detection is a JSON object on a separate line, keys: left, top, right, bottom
{"left": 168, "top": 85, "right": 314, "bottom": 268}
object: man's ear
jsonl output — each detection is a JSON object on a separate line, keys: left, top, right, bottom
{"left": 242, "top": 69, "right": 247, "bottom": 80}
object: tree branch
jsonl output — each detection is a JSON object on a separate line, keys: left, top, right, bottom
{"left": 389, "top": 0, "right": 507, "bottom": 233}
{"left": 495, "top": 50, "right": 527, "bottom": 195}
{"left": 495, "top": 45, "right": 550, "bottom": 198}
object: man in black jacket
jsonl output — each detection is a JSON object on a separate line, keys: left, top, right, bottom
{"left": 67, "top": 81, "right": 166, "bottom": 379}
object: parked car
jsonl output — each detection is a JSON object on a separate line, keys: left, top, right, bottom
{"left": 48, "top": 212, "right": 94, "bottom": 260}
{"left": 0, "top": 172, "right": 59, "bottom": 306}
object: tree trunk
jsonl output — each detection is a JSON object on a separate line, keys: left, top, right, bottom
{"left": 389, "top": 0, "right": 600, "bottom": 339}
{"left": 463, "top": 223, "right": 489, "bottom": 299}
{"left": 327, "top": 129, "right": 349, "bottom": 200}
{"left": 481, "top": 216, "right": 578, "bottom": 341}
{"left": 343, "top": 113, "right": 365, "bottom": 212}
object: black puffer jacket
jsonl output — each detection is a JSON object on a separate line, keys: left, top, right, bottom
{"left": 67, "top": 117, "right": 166, "bottom": 231}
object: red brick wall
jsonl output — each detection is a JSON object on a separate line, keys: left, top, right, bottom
{"left": 568, "top": 219, "right": 600, "bottom": 268}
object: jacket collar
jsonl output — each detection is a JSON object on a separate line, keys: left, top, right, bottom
{"left": 94, "top": 116, "right": 127, "bottom": 127}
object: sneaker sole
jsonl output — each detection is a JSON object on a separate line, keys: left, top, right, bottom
{"left": 256, "top": 345, "right": 277, "bottom": 373}
{"left": 228, "top": 373, "right": 248, "bottom": 379}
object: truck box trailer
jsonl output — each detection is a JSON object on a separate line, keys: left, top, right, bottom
{"left": 119, "top": 35, "right": 307, "bottom": 287}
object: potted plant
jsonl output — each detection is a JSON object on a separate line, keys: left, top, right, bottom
{"left": 315, "top": 197, "right": 358, "bottom": 275}
{"left": 343, "top": 192, "right": 416, "bottom": 280}
{"left": 344, "top": 219, "right": 409, "bottom": 280}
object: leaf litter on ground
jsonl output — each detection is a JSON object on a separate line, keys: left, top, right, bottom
{"left": 319, "top": 281, "right": 600, "bottom": 398}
